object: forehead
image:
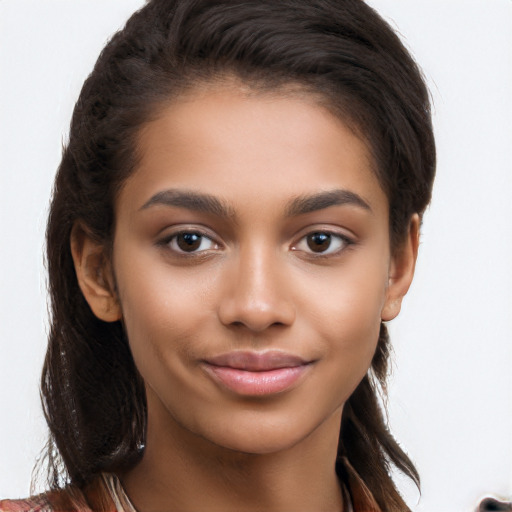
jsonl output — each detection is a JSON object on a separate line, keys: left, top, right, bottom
{"left": 120, "top": 85, "right": 388, "bottom": 220}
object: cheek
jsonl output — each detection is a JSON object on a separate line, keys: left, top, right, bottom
{"left": 119, "top": 280, "right": 212, "bottom": 421}
{"left": 114, "top": 256, "right": 216, "bottom": 376}
{"left": 299, "top": 261, "right": 388, "bottom": 392}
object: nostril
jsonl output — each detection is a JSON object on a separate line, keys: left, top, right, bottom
{"left": 227, "top": 319, "right": 289, "bottom": 332}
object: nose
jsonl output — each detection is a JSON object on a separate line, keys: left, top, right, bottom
{"left": 217, "top": 246, "right": 296, "bottom": 332}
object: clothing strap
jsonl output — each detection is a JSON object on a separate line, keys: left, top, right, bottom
{"left": 100, "top": 474, "right": 137, "bottom": 512}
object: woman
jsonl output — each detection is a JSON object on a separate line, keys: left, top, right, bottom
{"left": 0, "top": 0, "right": 435, "bottom": 510}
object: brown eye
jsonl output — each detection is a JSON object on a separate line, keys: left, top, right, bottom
{"left": 292, "top": 231, "right": 349, "bottom": 256}
{"left": 168, "top": 232, "right": 217, "bottom": 253}
{"left": 177, "top": 233, "right": 202, "bottom": 251}
{"left": 306, "top": 232, "right": 332, "bottom": 253}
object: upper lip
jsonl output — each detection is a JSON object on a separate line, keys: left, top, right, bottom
{"left": 204, "top": 350, "right": 309, "bottom": 371}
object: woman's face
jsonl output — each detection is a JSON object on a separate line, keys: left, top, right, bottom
{"left": 103, "top": 86, "right": 410, "bottom": 455}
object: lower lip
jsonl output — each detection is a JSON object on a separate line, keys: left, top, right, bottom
{"left": 203, "top": 364, "right": 310, "bottom": 396}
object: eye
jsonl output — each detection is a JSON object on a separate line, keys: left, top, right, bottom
{"left": 166, "top": 231, "right": 218, "bottom": 253}
{"left": 293, "top": 231, "right": 351, "bottom": 256}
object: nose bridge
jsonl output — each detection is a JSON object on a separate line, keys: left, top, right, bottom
{"left": 218, "top": 240, "right": 295, "bottom": 331}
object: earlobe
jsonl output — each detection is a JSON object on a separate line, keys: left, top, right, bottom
{"left": 381, "top": 214, "right": 420, "bottom": 322}
{"left": 70, "top": 223, "right": 121, "bottom": 322}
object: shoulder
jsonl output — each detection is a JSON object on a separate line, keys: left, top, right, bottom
{"left": 1, "top": 474, "right": 129, "bottom": 512}
{"left": 0, "top": 490, "right": 90, "bottom": 512}
{"left": 0, "top": 495, "right": 52, "bottom": 512}
{"left": 0, "top": 478, "right": 111, "bottom": 512}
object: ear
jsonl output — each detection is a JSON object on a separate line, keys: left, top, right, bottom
{"left": 70, "top": 222, "right": 122, "bottom": 322}
{"left": 381, "top": 214, "right": 420, "bottom": 322}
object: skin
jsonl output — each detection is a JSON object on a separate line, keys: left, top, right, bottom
{"left": 72, "top": 84, "right": 419, "bottom": 512}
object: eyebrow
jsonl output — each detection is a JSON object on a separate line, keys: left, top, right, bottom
{"left": 140, "top": 189, "right": 235, "bottom": 218}
{"left": 285, "top": 189, "right": 372, "bottom": 217}
{"left": 140, "top": 188, "right": 371, "bottom": 219}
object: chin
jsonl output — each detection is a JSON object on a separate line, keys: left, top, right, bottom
{"left": 206, "top": 427, "right": 308, "bottom": 457}
{"left": 186, "top": 403, "right": 342, "bottom": 459}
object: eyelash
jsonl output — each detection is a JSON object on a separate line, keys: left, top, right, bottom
{"left": 291, "top": 231, "right": 354, "bottom": 257}
{"left": 158, "top": 229, "right": 354, "bottom": 258}
{"left": 159, "top": 230, "right": 220, "bottom": 256}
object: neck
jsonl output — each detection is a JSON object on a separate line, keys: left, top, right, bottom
{"left": 121, "top": 394, "right": 345, "bottom": 512}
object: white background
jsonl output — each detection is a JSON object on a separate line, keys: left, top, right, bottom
{"left": 0, "top": 1, "right": 511, "bottom": 510}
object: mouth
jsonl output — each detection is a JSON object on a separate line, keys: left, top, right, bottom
{"left": 201, "top": 350, "right": 313, "bottom": 396}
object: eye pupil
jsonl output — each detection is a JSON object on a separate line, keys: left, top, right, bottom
{"left": 307, "top": 232, "right": 331, "bottom": 252}
{"left": 177, "top": 233, "right": 202, "bottom": 251}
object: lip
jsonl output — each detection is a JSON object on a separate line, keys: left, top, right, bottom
{"left": 202, "top": 350, "right": 313, "bottom": 396}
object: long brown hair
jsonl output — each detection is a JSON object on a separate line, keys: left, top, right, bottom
{"left": 41, "top": 1, "right": 436, "bottom": 510}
